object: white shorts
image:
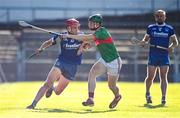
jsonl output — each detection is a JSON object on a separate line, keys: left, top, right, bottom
{"left": 98, "top": 57, "right": 122, "bottom": 76}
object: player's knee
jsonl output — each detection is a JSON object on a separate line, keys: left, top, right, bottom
{"left": 160, "top": 77, "right": 168, "bottom": 82}
{"left": 146, "top": 76, "right": 154, "bottom": 81}
{"left": 89, "top": 70, "right": 96, "bottom": 79}
{"left": 54, "top": 90, "right": 62, "bottom": 95}
{"left": 88, "top": 74, "right": 95, "bottom": 80}
{"left": 160, "top": 74, "right": 167, "bottom": 80}
{"left": 89, "top": 69, "right": 95, "bottom": 75}
{"left": 55, "top": 91, "right": 60, "bottom": 95}
{"left": 108, "top": 84, "right": 116, "bottom": 90}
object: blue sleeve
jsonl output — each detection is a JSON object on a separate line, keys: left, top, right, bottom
{"left": 169, "top": 27, "right": 175, "bottom": 36}
{"left": 146, "top": 26, "right": 151, "bottom": 35}
{"left": 51, "top": 35, "right": 59, "bottom": 45}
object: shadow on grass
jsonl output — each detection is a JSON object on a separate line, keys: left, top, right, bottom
{"left": 142, "top": 103, "right": 167, "bottom": 109}
{"left": 31, "top": 108, "right": 117, "bottom": 114}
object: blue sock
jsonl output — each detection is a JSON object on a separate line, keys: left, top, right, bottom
{"left": 32, "top": 100, "right": 37, "bottom": 107}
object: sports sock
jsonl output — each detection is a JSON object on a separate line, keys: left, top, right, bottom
{"left": 162, "top": 96, "right": 166, "bottom": 100}
{"left": 88, "top": 92, "right": 94, "bottom": 99}
{"left": 32, "top": 100, "right": 37, "bottom": 107}
{"left": 146, "top": 92, "right": 150, "bottom": 97}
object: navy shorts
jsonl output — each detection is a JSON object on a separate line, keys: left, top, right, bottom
{"left": 54, "top": 59, "right": 78, "bottom": 80}
{"left": 148, "top": 54, "right": 170, "bottom": 66}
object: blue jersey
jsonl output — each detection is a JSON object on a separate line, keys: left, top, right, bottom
{"left": 146, "top": 23, "right": 175, "bottom": 55}
{"left": 52, "top": 32, "right": 83, "bottom": 65}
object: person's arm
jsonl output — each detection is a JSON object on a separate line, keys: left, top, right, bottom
{"left": 139, "top": 25, "right": 151, "bottom": 46}
{"left": 77, "top": 41, "right": 92, "bottom": 55}
{"left": 168, "top": 35, "right": 179, "bottom": 52}
{"left": 35, "top": 39, "right": 54, "bottom": 54}
{"left": 37, "top": 34, "right": 58, "bottom": 52}
{"left": 66, "top": 34, "right": 94, "bottom": 41}
{"left": 139, "top": 34, "right": 150, "bottom": 47}
{"left": 39, "top": 39, "right": 53, "bottom": 50}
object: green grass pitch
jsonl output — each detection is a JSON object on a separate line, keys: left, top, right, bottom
{"left": 0, "top": 82, "right": 180, "bottom": 118}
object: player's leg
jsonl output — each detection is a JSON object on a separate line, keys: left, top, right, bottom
{"left": 159, "top": 66, "right": 169, "bottom": 105}
{"left": 144, "top": 65, "right": 157, "bottom": 103}
{"left": 53, "top": 74, "right": 70, "bottom": 95}
{"left": 82, "top": 59, "right": 106, "bottom": 106}
{"left": 107, "top": 57, "right": 122, "bottom": 109}
{"left": 158, "top": 55, "right": 170, "bottom": 105}
{"left": 46, "top": 62, "right": 77, "bottom": 98}
{"left": 108, "top": 75, "right": 122, "bottom": 109}
{"left": 26, "top": 67, "right": 61, "bottom": 109}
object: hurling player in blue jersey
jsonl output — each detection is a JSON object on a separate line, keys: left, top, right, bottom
{"left": 26, "top": 18, "right": 90, "bottom": 109}
{"left": 138, "top": 10, "right": 178, "bottom": 105}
